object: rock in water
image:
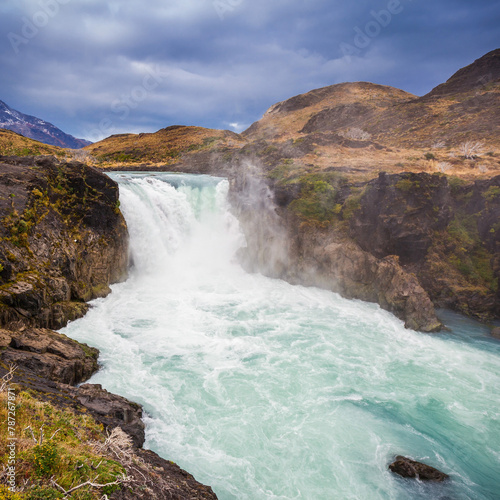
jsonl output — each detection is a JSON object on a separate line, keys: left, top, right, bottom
{"left": 389, "top": 456, "right": 449, "bottom": 482}
{"left": 491, "top": 327, "right": 500, "bottom": 339}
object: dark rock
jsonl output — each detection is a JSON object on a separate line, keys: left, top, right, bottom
{"left": 71, "top": 383, "right": 146, "bottom": 448}
{"left": 350, "top": 172, "right": 452, "bottom": 265}
{"left": 0, "top": 327, "right": 98, "bottom": 385}
{"left": 111, "top": 448, "right": 219, "bottom": 499}
{"left": 389, "top": 455, "right": 449, "bottom": 482}
{"left": 0, "top": 155, "right": 129, "bottom": 329}
{"left": 491, "top": 327, "right": 500, "bottom": 339}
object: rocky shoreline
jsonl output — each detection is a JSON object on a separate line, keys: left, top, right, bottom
{"left": 0, "top": 155, "right": 217, "bottom": 499}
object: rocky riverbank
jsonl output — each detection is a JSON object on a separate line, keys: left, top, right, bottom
{"left": 0, "top": 156, "right": 217, "bottom": 499}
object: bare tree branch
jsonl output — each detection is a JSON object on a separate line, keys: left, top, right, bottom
{"left": 0, "top": 364, "right": 17, "bottom": 392}
{"left": 51, "top": 475, "right": 132, "bottom": 498}
{"left": 24, "top": 426, "right": 38, "bottom": 444}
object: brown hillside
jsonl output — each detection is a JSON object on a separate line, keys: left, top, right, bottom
{"left": 84, "top": 125, "right": 245, "bottom": 167}
{"left": 243, "top": 82, "right": 415, "bottom": 142}
{"left": 424, "top": 48, "right": 500, "bottom": 98}
{"left": 0, "top": 128, "right": 65, "bottom": 157}
{"left": 238, "top": 51, "right": 500, "bottom": 180}
{"left": 80, "top": 50, "right": 500, "bottom": 181}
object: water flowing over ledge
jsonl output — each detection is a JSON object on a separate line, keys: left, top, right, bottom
{"left": 63, "top": 173, "right": 500, "bottom": 500}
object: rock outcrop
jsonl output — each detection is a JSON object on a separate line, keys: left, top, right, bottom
{"left": 230, "top": 171, "right": 443, "bottom": 332}
{"left": 229, "top": 166, "right": 500, "bottom": 330}
{"left": 0, "top": 327, "right": 98, "bottom": 385}
{"left": 389, "top": 455, "right": 449, "bottom": 482}
{"left": 0, "top": 155, "right": 128, "bottom": 329}
{"left": 350, "top": 172, "right": 500, "bottom": 321}
{"left": 72, "top": 383, "right": 146, "bottom": 448}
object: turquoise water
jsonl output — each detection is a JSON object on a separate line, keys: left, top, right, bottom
{"left": 62, "top": 173, "right": 500, "bottom": 500}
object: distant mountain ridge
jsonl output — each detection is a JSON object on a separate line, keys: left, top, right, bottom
{"left": 242, "top": 48, "right": 500, "bottom": 149}
{"left": 0, "top": 100, "right": 91, "bottom": 149}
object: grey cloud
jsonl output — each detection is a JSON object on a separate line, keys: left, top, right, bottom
{"left": 0, "top": 0, "right": 498, "bottom": 140}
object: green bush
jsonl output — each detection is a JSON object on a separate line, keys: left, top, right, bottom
{"left": 290, "top": 177, "right": 338, "bottom": 223}
{"left": 25, "top": 487, "right": 63, "bottom": 499}
{"left": 32, "top": 442, "right": 59, "bottom": 477}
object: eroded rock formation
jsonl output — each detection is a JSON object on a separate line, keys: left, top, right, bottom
{"left": 0, "top": 155, "right": 128, "bottom": 329}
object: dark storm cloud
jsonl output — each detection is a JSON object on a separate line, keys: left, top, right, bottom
{"left": 0, "top": 0, "right": 498, "bottom": 141}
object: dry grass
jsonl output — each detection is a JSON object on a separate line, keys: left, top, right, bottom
{"left": 0, "top": 385, "right": 126, "bottom": 499}
{"left": 84, "top": 125, "right": 245, "bottom": 168}
{"left": 0, "top": 129, "right": 66, "bottom": 158}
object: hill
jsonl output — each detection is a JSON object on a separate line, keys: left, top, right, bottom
{"left": 240, "top": 49, "right": 500, "bottom": 180}
{"left": 83, "top": 125, "right": 246, "bottom": 171}
{"left": 82, "top": 50, "right": 500, "bottom": 182}
{"left": 0, "top": 99, "right": 91, "bottom": 149}
{"left": 0, "top": 128, "right": 66, "bottom": 157}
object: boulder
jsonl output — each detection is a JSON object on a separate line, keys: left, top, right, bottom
{"left": 72, "top": 383, "right": 146, "bottom": 448}
{"left": 0, "top": 327, "right": 98, "bottom": 385}
{"left": 389, "top": 455, "right": 449, "bottom": 482}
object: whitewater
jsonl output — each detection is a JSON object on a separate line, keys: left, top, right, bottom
{"left": 62, "top": 172, "right": 500, "bottom": 500}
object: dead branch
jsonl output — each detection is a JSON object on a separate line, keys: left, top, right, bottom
{"left": 24, "top": 426, "right": 38, "bottom": 444}
{"left": 51, "top": 474, "right": 132, "bottom": 498}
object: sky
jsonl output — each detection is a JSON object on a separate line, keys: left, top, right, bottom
{"left": 0, "top": 0, "right": 499, "bottom": 142}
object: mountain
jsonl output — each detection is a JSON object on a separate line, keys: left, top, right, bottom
{"left": 82, "top": 49, "right": 500, "bottom": 182}
{"left": 243, "top": 48, "right": 500, "bottom": 151}
{"left": 0, "top": 100, "right": 91, "bottom": 149}
{"left": 424, "top": 48, "right": 500, "bottom": 99}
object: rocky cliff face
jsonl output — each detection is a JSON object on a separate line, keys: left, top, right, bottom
{"left": 350, "top": 173, "right": 500, "bottom": 321}
{"left": 230, "top": 167, "right": 500, "bottom": 331}
{"left": 0, "top": 155, "right": 128, "bottom": 329}
{"left": 230, "top": 171, "right": 442, "bottom": 332}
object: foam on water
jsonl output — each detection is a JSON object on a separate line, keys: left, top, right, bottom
{"left": 62, "top": 173, "right": 500, "bottom": 500}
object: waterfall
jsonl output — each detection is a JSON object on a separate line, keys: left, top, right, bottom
{"left": 62, "top": 172, "right": 500, "bottom": 500}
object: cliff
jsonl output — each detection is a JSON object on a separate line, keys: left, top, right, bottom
{"left": 0, "top": 155, "right": 128, "bottom": 329}
{"left": 229, "top": 166, "right": 499, "bottom": 331}
{"left": 0, "top": 156, "right": 217, "bottom": 499}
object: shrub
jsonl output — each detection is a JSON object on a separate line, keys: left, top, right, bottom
{"left": 438, "top": 162, "right": 452, "bottom": 173}
{"left": 32, "top": 442, "right": 59, "bottom": 477}
{"left": 24, "top": 487, "right": 63, "bottom": 499}
{"left": 459, "top": 141, "right": 483, "bottom": 159}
